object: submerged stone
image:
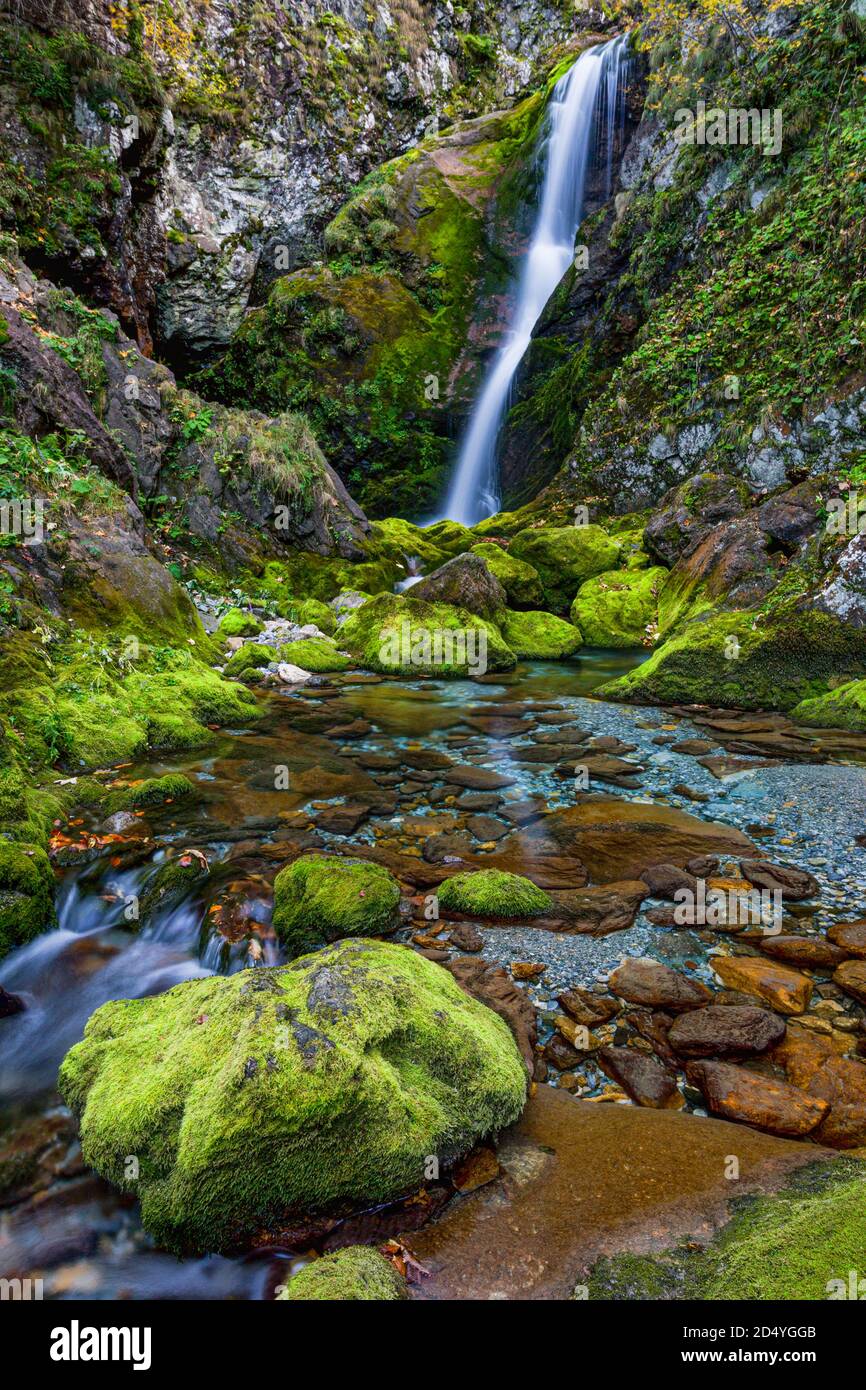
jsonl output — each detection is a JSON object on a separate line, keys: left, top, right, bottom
{"left": 58, "top": 940, "right": 527, "bottom": 1255}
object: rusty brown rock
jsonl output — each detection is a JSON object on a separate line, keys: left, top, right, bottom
{"left": 685, "top": 1060, "right": 829, "bottom": 1137}
{"left": 757, "top": 934, "right": 847, "bottom": 970}
{"left": 668, "top": 1005, "right": 785, "bottom": 1059}
{"left": 827, "top": 920, "right": 866, "bottom": 959}
{"left": 539, "top": 881, "right": 648, "bottom": 935}
{"left": 712, "top": 954, "right": 812, "bottom": 1015}
{"left": 639, "top": 863, "right": 698, "bottom": 901}
{"left": 557, "top": 988, "right": 619, "bottom": 1028}
{"left": 832, "top": 959, "right": 866, "bottom": 1005}
{"left": 609, "top": 957, "right": 712, "bottom": 1013}
{"left": 598, "top": 1046, "right": 683, "bottom": 1109}
{"left": 739, "top": 859, "right": 819, "bottom": 901}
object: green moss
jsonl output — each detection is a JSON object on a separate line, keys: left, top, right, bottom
{"left": 295, "top": 599, "right": 337, "bottom": 635}
{"left": 218, "top": 608, "right": 262, "bottom": 638}
{"left": 257, "top": 554, "right": 394, "bottom": 606}
{"left": 223, "top": 644, "right": 277, "bottom": 678}
{"left": 139, "top": 855, "right": 208, "bottom": 924}
{"left": 58, "top": 939, "right": 527, "bottom": 1255}
{"left": 470, "top": 543, "right": 543, "bottom": 608}
{"left": 103, "top": 773, "right": 196, "bottom": 816}
{"left": 277, "top": 638, "right": 350, "bottom": 673}
{"left": 588, "top": 1158, "right": 866, "bottom": 1302}
{"left": 272, "top": 855, "right": 401, "bottom": 957}
{"left": 438, "top": 869, "right": 551, "bottom": 919}
{"left": 599, "top": 608, "right": 866, "bottom": 712}
{"left": 508, "top": 526, "right": 621, "bottom": 612}
{"left": 278, "top": 1245, "right": 407, "bottom": 1301}
{"left": 340, "top": 593, "right": 515, "bottom": 678}
{"left": 0, "top": 839, "right": 54, "bottom": 957}
{"left": 570, "top": 567, "right": 667, "bottom": 648}
{"left": 498, "top": 609, "right": 582, "bottom": 660}
{"left": 792, "top": 678, "right": 866, "bottom": 731}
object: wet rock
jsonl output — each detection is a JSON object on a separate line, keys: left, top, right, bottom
{"left": 455, "top": 792, "right": 502, "bottom": 811}
{"left": 446, "top": 956, "right": 537, "bottom": 1076}
{"left": 827, "top": 920, "right": 866, "bottom": 958}
{"left": 609, "top": 958, "right": 712, "bottom": 1012}
{"left": 672, "top": 784, "right": 711, "bottom": 802}
{"left": 686, "top": 856, "right": 720, "bottom": 878}
{"left": 712, "top": 955, "right": 812, "bottom": 1015}
{"left": 598, "top": 1046, "right": 683, "bottom": 1109}
{"left": 544, "top": 1034, "right": 584, "bottom": 1070}
{"left": 444, "top": 767, "right": 517, "bottom": 791}
{"left": 422, "top": 832, "right": 473, "bottom": 864}
{"left": 466, "top": 815, "right": 509, "bottom": 842}
{"left": 685, "top": 1060, "right": 830, "bottom": 1137}
{"left": 0, "top": 985, "right": 24, "bottom": 1018}
{"left": 276, "top": 1244, "right": 407, "bottom": 1301}
{"left": 757, "top": 935, "right": 848, "bottom": 970}
{"left": 739, "top": 860, "right": 820, "bottom": 901}
{"left": 558, "top": 989, "right": 619, "bottom": 1028}
{"left": 511, "top": 961, "right": 546, "bottom": 982}
{"left": 671, "top": 739, "right": 715, "bottom": 755}
{"left": 833, "top": 959, "right": 866, "bottom": 1005}
{"left": 668, "top": 1005, "right": 786, "bottom": 1059}
{"left": 625, "top": 1010, "right": 679, "bottom": 1068}
{"left": 640, "top": 863, "right": 698, "bottom": 900}
{"left": 773, "top": 1024, "right": 866, "bottom": 1149}
{"left": 530, "top": 798, "right": 756, "bottom": 883}
{"left": 499, "top": 798, "right": 548, "bottom": 827}
{"left": 311, "top": 803, "right": 371, "bottom": 835}
{"left": 448, "top": 923, "right": 484, "bottom": 953}
{"left": 543, "top": 881, "right": 648, "bottom": 936}
{"left": 451, "top": 1146, "right": 501, "bottom": 1193}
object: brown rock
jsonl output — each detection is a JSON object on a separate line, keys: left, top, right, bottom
{"left": 686, "top": 855, "right": 720, "bottom": 878}
{"left": 598, "top": 1046, "right": 683, "bottom": 1109}
{"left": 511, "top": 960, "right": 546, "bottom": 982}
{"left": 671, "top": 739, "right": 715, "bottom": 755}
{"left": 444, "top": 767, "right": 517, "bottom": 791}
{"left": 446, "top": 956, "right": 536, "bottom": 1075}
{"left": 827, "top": 920, "right": 866, "bottom": 959}
{"left": 544, "top": 1033, "right": 583, "bottom": 1071}
{"left": 757, "top": 934, "right": 847, "bottom": 970}
{"left": 833, "top": 959, "right": 866, "bottom": 1005}
{"left": 712, "top": 954, "right": 812, "bottom": 1015}
{"left": 772, "top": 1024, "right": 866, "bottom": 1149}
{"left": 668, "top": 1005, "right": 785, "bottom": 1059}
{"left": 529, "top": 798, "right": 756, "bottom": 883}
{"left": 609, "top": 957, "right": 712, "bottom": 1013}
{"left": 451, "top": 1146, "right": 501, "bottom": 1192}
{"left": 541, "top": 881, "right": 648, "bottom": 936}
{"left": 557, "top": 988, "right": 619, "bottom": 1027}
{"left": 640, "top": 863, "right": 698, "bottom": 901}
{"left": 685, "top": 1060, "right": 829, "bottom": 1136}
{"left": 626, "top": 1010, "right": 679, "bottom": 1068}
{"left": 447, "top": 922, "right": 484, "bottom": 953}
{"left": 739, "top": 859, "right": 819, "bottom": 901}
{"left": 466, "top": 814, "right": 509, "bottom": 842}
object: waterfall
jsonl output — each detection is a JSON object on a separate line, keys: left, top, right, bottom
{"left": 439, "top": 34, "right": 631, "bottom": 527}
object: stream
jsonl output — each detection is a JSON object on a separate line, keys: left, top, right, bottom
{"left": 2, "top": 650, "right": 866, "bottom": 1299}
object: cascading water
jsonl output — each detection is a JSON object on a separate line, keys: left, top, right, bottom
{"left": 440, "top": 34, "right": 631, "bottom": 526}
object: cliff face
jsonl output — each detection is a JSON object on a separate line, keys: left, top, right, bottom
{"left": 3, "top": 0, "right": 601, "bottom": 363}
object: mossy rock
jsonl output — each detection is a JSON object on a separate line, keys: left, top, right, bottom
{"left": 792, "top": 678, "right": 866, "bottom": 731}
{"left": 295, "top": 599, "right": 337, "bottom": 636}
{"left": 370, "top": 517, "right": 450, "bottom": 573}
{"left": 218, "top": 608, "right": 263, "bottom": 638}
{"left": 258, "top": 555, "right": 394, "bottom": 606}
{"left": 277, "top": 1246, "right": 407, "bottom": 1301}
{"left": 223, "top": 644, "right": 278, "bottom": 678}
{"left": 340, "top": 594, "right": 515, "bottom": 678}
{"left": 470, "top": 543, "right": 543, "bottom": 608}
{"left": 420, "top": 520, "right": 475, "bottom": 557}
{"left": 0, "top": 840, "right": 55, "bottom": 957}
{"left": 277, "top": 639, "right": 350, "bottom": 673}
{"left": 139, "top": 855, "right": 209, "bottom": 924}
{"left": 272, "top": 855, "right": 401, "bottom": 956}
{"left": 508, "top": 526, "right": 621, "bottom": 611}
{"left": 570, "top": 566, "right": 667, "bottom": 648}
{"left": 58, "top": 939, "right": 527, "bottom": 1254}
{"left": 598, "top": 609, "right": 866, "bottom": 712}
{"left": 145, "top": 712, "right": 216, "bottom": 752}
{"left": 498, "top": 609, "right": 582, "bottom": 660}
{"left": 103, "top": 774, "right": 197, "bottom": 816}
{"left": 438, "top": 869, "right": 552, "bottom": 919}
{"left": 588, "top": 1159, "right": 866, "bottom": 1302}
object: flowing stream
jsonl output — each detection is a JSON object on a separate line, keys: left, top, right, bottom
{"left": 440, "top": 34, "right": 631, "bottom": 525}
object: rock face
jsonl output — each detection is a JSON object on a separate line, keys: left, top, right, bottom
{"left": 271, "top": 856, "right": 402, "bottom": 956}
{"left": 277, "top": 1246, "right": 407, "bottom": 1302}
{"left": 58, "top": 941, "right": 527, "bottom": 1255}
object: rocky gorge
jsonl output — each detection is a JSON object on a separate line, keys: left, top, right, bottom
{"left": 1, "top": 0, "right": 866, "bottom": 1311}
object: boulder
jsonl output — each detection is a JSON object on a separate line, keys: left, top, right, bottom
{"left": 739, "top": 859, "right": 819, "bottom": 901}
{"left": 827, "top": 920, "right": 866, "bottom": 958}
{"left": 470, "top": 543, "right": 543, "bottom": 608}
{"left": 757, "top": 935, "right": 847, "bottom": 970}
{"left": 609, "top": 958, "right": 712, "bottom": 1012}
{"left": 446, "top": 955, "right": 537, "bottom": 1075}
{"left": 272, "top": 855, "right": 401, "bottom": 956}
{"left": 498, "top": 610, "right": 583, "bottom": 659}
{"left": 711, "top": 955, "right": 812, "bottom": 1015}
{"left": 597, "top": 1047, "right": 683, "bottom": 1109}
{"left": 438, "top": 870, "right": 552, "bottom": 919}
{"left": 339, "top": 594, "right": 515, "bottom": 678}
{"left": 508, "top": 525, "right": 620, "bottom": 611}
{"left": 58, "top": 940, "right": 527, "bottom": 1254}
{"left": 570, "top": 566, "right": 667, "bottom": 647}
{"left": 833, "top": 959, "right": 866, "bottom": 1005}
{"left": 685, "top": 1060, "right": 829, "bottom": 1137}
{"left": 412, "top": 553, "right": 506, "bottom": 620}
{"left": 668, "top": 1005, "right": 786, "bottom": 1059}
{"left": 277, "top": 1246, "right": 406, "bottom": 1301}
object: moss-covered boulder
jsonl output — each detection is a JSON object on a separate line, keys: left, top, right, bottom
{"left": 340, "top": 594, "right": 515, "bottom": 677}
{"left": 139, "top": 855, "right": 209, "bottom": 924}
{"left": 223, "top": 644, "right": 278, "bottom": 678}
{"left": 103, "top": 774, "right": 197, "bottom": 816}
{"left": 438, "top": 869, "right": 552, "bottom": 919}
{"left": 0, "top": 840, "right": 55, "bottom": 957}
{"left": 58, "top": 940, "right": 527, "bottom": 1254}
{"left": 499, "top": 609, "right": 582, "bottom": 660}
{"left": 470, "top": 542, "right": 543, "bottom": 608}
{"left": 277, "top": 1246, "right": 406, "bottom": 1301}
{"left": 276, "top": 639, "right": 350, "bottom": 673}
{"left": 295, "top": 599, "right": 337, "bottom": 636}
{"left": 570, "top": 567, "right": 668, "bottom": 648}
{"left": 508, "top": 526, "right": 621, "bottom": 611}
{"left": 792, "top": 679, "right": 866, "bottom": 731}
{"left": 598, "top": 608, "right": 866, "bottom": 712}
{"left": 218, "top": 608, "right": 263, "bottom": 639}
{"left": 272, "top": 855, "right": 401, "bottom": 956}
